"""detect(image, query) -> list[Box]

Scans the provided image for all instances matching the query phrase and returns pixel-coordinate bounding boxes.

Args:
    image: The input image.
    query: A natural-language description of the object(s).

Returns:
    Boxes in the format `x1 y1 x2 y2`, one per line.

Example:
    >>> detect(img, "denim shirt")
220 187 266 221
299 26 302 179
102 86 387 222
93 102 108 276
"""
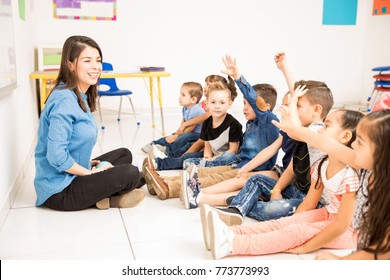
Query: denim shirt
234 76 280 170
34 87 98 206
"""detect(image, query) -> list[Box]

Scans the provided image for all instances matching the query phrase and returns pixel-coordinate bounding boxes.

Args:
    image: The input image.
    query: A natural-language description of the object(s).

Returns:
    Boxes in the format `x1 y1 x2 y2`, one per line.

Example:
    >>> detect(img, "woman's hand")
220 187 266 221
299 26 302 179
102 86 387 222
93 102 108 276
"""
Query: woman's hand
90 162 113 174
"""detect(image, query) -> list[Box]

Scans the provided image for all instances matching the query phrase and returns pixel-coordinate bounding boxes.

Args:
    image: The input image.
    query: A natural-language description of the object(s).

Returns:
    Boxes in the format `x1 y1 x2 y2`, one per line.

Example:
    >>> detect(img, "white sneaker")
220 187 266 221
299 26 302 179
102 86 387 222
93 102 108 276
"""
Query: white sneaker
141 143 152 153
150 144 167 159
200 204 212 250
154 144 167 153
208 210 234 260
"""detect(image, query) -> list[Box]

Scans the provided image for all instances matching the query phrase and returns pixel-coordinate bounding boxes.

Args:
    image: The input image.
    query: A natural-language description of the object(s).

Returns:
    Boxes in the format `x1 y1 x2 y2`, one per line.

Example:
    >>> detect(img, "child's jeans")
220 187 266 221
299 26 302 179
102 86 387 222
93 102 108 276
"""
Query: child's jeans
153 132 200 158
156 151 203 171
230 173 307 221
183 152 241 169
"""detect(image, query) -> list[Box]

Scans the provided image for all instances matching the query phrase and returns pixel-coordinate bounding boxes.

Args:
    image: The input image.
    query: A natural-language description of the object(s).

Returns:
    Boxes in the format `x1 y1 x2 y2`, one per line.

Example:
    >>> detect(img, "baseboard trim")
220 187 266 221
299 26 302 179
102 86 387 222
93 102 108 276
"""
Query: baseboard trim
0 136 37 231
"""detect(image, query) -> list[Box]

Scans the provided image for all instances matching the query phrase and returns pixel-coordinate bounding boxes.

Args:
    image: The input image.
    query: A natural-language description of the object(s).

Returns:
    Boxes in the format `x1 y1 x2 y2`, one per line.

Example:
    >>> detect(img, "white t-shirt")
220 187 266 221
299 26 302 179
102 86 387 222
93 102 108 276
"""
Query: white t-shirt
311 160 360 214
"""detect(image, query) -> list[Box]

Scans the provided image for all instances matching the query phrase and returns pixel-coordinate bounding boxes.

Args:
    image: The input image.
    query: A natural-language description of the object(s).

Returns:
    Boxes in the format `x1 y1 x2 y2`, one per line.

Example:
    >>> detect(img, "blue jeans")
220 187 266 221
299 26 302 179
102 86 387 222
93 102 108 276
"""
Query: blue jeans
230 174 306 221
156 151 203 170
153 132 200 158
183 152 241 169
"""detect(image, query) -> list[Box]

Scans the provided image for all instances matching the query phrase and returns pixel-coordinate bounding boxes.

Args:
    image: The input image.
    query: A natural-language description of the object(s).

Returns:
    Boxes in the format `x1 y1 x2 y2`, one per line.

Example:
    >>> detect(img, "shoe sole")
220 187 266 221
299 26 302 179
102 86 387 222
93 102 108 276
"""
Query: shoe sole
181 169 189 208
200 204 211 250
214 208 243 226
142 157 156 195
208 211 218 260
111 189 145 208
96 198 110 209
146 167 169 200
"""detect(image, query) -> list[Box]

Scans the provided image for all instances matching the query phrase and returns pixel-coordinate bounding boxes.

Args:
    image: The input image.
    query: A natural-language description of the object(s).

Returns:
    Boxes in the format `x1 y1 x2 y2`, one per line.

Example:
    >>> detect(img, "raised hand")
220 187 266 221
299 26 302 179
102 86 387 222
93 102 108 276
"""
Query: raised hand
274 51 286 70
221 54 240 80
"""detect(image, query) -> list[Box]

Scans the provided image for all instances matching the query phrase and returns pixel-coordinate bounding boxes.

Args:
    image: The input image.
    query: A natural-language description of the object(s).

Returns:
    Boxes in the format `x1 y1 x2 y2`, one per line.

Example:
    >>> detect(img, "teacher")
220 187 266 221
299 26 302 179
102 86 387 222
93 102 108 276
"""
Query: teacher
34 35 144 211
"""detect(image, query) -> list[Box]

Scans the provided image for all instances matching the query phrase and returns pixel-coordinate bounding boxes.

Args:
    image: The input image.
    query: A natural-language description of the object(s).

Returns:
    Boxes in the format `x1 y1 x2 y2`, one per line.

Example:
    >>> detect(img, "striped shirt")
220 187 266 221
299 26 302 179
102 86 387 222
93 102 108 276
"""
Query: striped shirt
311 160 360 214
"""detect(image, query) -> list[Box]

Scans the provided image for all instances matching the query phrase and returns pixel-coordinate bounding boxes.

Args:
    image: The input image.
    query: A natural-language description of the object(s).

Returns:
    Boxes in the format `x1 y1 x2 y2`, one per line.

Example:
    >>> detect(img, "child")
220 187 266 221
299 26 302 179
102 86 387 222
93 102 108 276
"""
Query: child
144 81 243 200
201 108 364 259
276 103 390 259
213 81 334 225
141 82 205 158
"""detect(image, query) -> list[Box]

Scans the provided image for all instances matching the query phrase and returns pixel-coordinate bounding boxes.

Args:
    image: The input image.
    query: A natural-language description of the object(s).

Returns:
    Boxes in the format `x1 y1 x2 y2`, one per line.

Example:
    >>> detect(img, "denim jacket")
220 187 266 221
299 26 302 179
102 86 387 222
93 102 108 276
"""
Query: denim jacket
235 75 280 171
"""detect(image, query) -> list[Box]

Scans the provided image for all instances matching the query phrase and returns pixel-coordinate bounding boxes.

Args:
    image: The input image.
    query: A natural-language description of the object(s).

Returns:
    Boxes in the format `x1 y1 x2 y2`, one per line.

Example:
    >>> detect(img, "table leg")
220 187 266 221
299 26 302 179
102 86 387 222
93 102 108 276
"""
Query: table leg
148 77 155 128
40 78 47 112
157 77 165 136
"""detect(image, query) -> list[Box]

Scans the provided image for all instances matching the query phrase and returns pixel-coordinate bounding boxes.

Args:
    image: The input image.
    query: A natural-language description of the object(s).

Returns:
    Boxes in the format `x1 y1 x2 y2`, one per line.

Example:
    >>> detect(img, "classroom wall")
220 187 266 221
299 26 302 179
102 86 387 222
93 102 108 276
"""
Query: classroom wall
31 0 390 111
1 0 390 223
0 0 38 225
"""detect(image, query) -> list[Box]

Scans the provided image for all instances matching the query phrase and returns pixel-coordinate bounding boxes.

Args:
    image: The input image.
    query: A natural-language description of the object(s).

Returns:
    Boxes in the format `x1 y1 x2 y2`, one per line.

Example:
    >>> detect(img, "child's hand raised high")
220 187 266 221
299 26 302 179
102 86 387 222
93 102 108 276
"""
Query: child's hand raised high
272 85 307 140
221 54 240 80
274 51 286 70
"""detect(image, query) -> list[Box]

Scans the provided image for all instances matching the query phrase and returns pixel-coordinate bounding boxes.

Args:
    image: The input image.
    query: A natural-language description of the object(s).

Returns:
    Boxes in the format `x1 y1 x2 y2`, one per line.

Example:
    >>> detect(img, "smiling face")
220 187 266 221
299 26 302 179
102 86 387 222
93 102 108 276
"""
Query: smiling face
207 89 232 119
69 45 102 93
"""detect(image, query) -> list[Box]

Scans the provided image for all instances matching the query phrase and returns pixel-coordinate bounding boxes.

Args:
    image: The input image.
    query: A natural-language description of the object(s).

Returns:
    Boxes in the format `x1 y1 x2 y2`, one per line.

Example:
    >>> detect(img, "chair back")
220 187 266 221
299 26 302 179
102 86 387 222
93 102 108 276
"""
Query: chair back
99 62 119 92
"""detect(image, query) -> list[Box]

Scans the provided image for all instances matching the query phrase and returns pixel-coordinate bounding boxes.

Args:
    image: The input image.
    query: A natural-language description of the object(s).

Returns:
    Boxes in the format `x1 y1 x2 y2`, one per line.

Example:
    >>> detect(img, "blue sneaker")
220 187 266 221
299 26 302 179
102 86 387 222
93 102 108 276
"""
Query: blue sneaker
183 164 200 209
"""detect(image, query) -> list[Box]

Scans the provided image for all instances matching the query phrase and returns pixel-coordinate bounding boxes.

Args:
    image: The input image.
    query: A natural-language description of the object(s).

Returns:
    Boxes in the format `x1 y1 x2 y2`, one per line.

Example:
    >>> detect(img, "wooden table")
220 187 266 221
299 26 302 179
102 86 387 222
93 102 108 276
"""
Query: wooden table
29 70 171 135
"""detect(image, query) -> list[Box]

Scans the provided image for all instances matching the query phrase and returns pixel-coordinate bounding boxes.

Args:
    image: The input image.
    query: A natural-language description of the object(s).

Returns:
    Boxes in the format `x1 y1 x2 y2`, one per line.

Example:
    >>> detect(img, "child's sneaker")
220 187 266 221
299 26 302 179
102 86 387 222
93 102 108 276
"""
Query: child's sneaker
200 204 212 250
183 164 200 209
214 207 243 226
141 143 152 153
149 144 167 159
208 210 234 260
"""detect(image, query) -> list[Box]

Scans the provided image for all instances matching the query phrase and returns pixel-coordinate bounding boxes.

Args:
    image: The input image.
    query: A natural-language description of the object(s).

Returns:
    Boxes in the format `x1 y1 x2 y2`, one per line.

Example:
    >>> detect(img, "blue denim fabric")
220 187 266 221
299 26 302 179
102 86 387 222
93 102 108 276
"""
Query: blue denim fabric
156 151 203 170
152 132 200 158
230 174 306 221
182 152 241 169
234 76 280 171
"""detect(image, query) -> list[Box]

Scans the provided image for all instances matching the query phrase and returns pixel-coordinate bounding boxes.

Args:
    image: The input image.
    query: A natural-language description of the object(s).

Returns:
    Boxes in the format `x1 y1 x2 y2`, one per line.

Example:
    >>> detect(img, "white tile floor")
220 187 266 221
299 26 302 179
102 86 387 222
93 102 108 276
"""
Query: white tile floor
0 107 353 260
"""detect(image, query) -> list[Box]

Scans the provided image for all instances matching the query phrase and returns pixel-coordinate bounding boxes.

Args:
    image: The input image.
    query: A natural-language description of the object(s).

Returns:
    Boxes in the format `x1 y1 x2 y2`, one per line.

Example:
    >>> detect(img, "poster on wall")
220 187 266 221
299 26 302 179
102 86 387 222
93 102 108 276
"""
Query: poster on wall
0 0 16 93
373 0 390 15
53 0 117 21
322 0 358 25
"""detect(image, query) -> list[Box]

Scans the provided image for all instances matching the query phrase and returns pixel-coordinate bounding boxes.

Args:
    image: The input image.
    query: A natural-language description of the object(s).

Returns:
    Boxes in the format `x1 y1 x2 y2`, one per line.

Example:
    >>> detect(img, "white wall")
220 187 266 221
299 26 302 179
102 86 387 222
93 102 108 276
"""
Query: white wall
31 0 390 111
1 0 390 221
0 0 38 224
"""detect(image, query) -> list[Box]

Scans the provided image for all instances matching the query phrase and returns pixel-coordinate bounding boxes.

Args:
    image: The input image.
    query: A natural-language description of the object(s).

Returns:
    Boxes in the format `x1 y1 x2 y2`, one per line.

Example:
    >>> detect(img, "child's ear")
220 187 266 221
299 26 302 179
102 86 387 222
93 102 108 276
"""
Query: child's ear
191 97 198 104
314 104 323 117
341 130 353 144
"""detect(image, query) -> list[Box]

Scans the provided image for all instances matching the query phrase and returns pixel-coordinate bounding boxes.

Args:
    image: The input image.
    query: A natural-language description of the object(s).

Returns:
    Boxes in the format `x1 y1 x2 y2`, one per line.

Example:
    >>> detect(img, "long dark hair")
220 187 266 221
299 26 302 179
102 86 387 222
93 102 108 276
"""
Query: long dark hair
314 109 364 190
48 35 102 112
358 110 390 259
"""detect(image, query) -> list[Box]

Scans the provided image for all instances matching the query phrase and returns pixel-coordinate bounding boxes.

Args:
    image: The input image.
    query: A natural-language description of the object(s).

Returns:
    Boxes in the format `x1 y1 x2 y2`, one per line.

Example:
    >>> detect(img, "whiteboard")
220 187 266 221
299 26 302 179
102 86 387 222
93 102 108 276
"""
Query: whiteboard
0 0 16 93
